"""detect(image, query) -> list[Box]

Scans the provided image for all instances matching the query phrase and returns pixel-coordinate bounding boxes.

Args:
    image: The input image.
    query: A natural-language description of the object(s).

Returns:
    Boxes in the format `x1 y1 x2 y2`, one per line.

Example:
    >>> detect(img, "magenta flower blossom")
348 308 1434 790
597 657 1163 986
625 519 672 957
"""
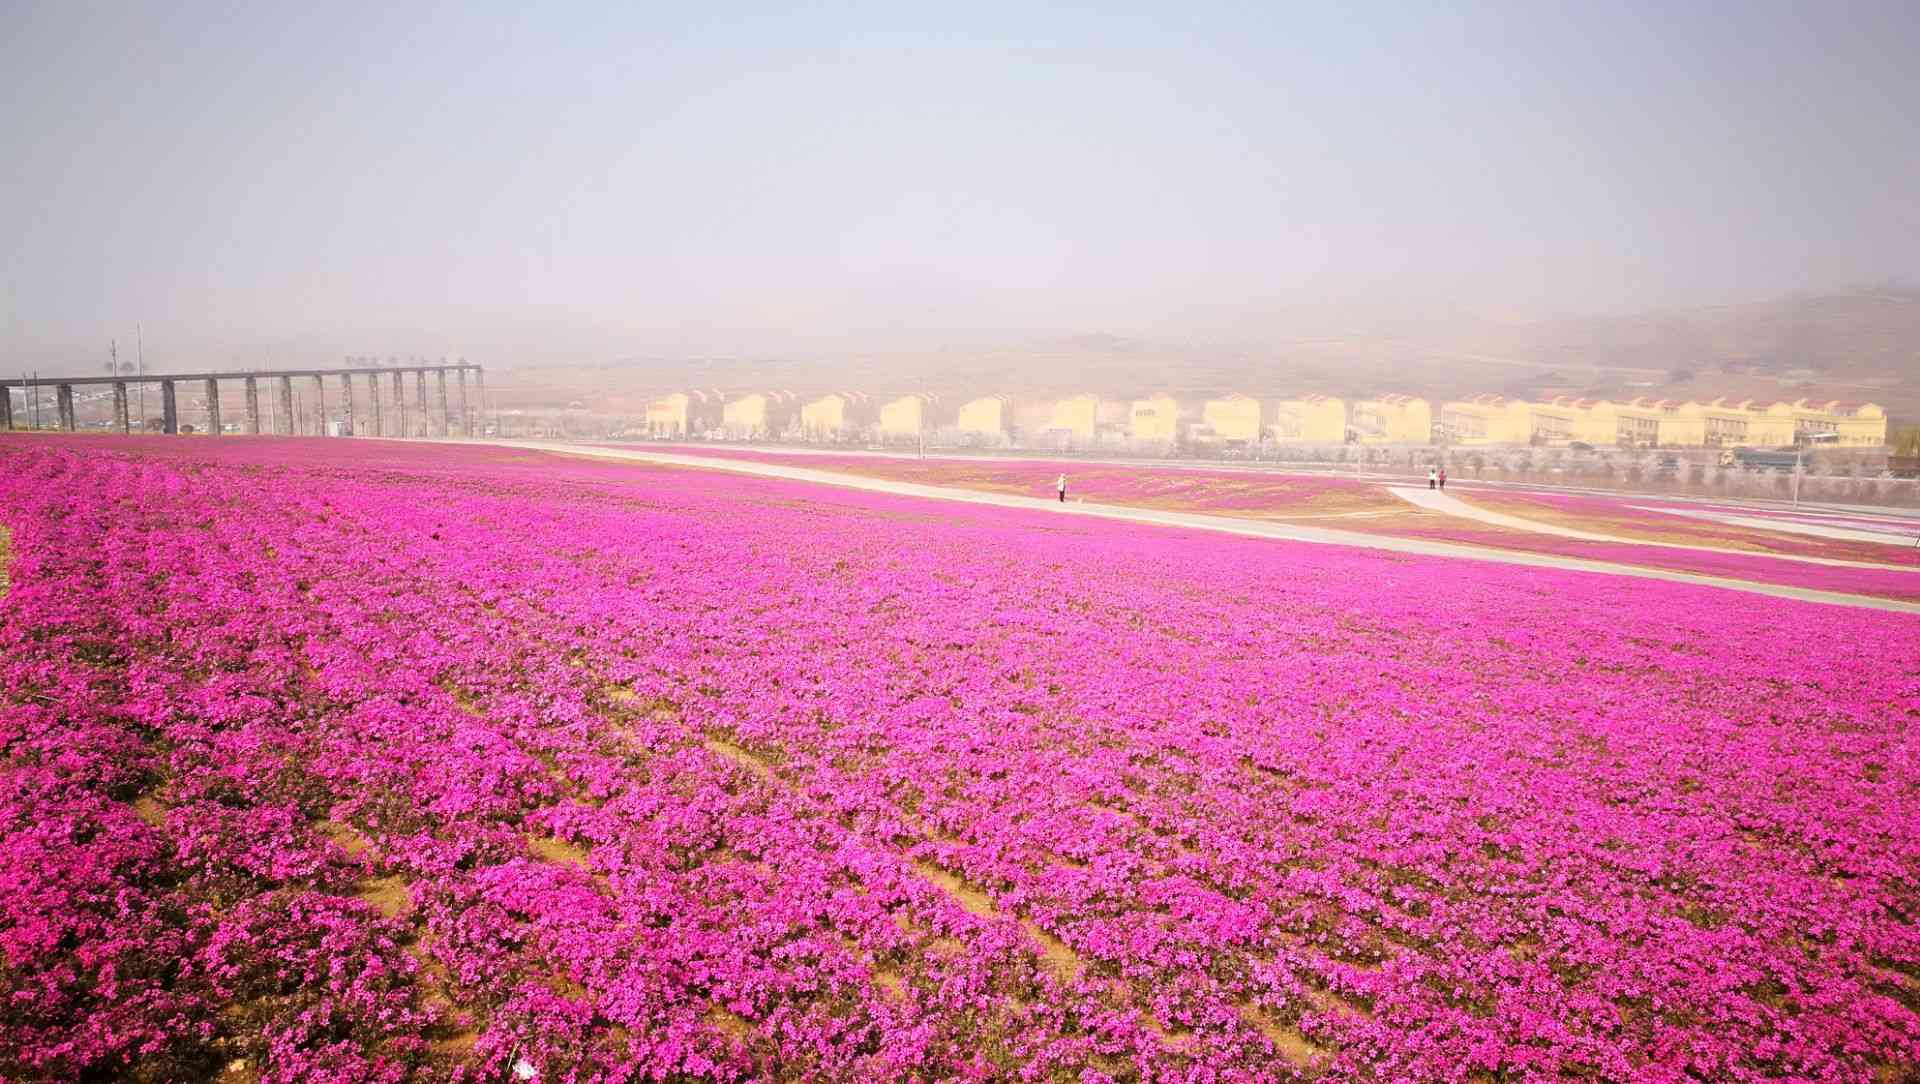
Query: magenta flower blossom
1 434 1915 1083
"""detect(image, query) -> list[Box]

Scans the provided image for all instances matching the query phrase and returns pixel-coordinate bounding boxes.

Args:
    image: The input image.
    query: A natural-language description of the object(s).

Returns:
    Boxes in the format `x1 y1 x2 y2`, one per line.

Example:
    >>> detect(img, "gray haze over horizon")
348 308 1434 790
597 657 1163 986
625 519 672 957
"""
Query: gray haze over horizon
4 1 1918 376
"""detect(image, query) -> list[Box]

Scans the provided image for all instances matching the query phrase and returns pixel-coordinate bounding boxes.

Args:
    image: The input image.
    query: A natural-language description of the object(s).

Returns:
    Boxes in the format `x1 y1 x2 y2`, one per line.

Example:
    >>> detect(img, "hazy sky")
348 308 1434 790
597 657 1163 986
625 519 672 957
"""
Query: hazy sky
3 0 1917 370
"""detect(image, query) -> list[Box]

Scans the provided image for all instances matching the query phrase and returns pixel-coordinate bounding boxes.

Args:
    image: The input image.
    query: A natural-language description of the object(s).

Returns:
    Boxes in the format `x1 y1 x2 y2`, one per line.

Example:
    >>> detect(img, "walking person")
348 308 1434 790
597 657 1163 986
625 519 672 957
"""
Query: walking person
1438 467 1447 490
1428 466 1437 490
1056 473 1067 503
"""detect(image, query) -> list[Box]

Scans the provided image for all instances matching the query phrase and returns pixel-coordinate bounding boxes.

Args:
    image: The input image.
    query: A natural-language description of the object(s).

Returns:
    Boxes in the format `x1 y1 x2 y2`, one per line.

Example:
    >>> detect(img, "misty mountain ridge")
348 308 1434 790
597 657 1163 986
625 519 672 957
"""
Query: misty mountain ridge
547 287 1919 421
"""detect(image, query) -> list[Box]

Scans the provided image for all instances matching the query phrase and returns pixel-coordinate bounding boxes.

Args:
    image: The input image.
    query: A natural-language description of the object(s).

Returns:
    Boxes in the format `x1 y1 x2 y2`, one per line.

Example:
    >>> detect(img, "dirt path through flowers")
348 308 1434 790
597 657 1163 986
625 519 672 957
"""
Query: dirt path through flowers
1390 486 1917 572
1638 504 1920 547
447 440 1920 614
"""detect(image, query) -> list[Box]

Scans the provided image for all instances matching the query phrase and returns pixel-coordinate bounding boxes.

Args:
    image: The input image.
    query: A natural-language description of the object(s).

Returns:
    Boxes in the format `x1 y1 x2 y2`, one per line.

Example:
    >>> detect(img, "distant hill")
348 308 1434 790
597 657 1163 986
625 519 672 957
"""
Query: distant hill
1499 287 1920 377
496 288 1919 427
1473 287 1920 422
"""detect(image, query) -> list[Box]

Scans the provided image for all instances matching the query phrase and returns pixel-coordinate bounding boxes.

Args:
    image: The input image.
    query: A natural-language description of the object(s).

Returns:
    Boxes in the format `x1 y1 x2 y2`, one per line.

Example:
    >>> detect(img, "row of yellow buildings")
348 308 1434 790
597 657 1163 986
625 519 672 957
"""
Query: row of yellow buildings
643 390 1887 448
1435 394 1886 447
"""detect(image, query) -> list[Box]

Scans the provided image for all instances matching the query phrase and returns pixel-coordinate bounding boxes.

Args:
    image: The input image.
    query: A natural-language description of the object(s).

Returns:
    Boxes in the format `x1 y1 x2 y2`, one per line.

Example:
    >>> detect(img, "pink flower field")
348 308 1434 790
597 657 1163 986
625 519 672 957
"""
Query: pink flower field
630 447 1396 515
628 446 1920 602
3 435 1918 1084
1366 522 1920 603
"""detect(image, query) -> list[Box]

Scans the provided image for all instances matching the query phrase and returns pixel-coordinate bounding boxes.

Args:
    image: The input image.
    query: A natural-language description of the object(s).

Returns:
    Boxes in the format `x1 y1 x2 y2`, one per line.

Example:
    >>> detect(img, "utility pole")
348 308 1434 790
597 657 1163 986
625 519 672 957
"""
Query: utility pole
137 324 146 431
1792 447 1803 507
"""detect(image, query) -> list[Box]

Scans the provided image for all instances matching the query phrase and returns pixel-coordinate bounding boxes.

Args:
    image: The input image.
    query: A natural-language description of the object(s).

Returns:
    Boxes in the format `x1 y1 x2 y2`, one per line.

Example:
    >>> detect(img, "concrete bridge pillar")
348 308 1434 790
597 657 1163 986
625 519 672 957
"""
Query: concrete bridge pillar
278 375 294 435
369 373 383 436
244 377 261 434
391 372 406 437
56 384 76 430
341 373 355 436
311 374 325 435
204 379 222 435
113 382 130 434
1 384 13 431
161 381 178 434
415 371 428 436
456 369 471 436
436 370 450 436
475 369 487 435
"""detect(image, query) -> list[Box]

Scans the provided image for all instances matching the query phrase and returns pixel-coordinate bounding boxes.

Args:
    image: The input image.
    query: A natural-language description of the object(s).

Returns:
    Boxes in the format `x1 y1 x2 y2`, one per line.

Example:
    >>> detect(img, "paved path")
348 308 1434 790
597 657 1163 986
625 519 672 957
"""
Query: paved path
1390 485 1619 541
633 440 1920 523
1387 486 1919 573
478 441 1920 614
1637 505 1920 548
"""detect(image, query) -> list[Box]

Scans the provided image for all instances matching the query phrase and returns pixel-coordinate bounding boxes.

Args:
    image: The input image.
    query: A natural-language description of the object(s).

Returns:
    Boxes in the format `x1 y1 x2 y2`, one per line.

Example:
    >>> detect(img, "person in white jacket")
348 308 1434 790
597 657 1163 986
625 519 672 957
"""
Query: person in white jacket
1056 474 1067 502
1427 467 1438 490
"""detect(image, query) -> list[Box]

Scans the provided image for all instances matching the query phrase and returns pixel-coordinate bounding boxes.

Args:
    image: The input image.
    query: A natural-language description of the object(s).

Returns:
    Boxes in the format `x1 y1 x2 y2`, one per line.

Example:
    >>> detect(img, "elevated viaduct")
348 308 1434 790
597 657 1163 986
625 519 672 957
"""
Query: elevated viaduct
2 363 485 437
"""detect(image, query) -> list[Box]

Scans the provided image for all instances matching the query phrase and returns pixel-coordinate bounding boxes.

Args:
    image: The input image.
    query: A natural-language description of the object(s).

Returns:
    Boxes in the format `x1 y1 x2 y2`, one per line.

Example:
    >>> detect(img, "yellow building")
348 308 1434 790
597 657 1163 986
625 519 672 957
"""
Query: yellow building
1641 396 1885 448
1268 395 1346 443
1615 400 1663 446
879 395 931 439
722 393 770 439
1526 398 1577 445
1695 397 1813 447
1608 402 1651 446
1200 393 1264 443
645 392 690 437
1608 399 1706 447
1655 400 1706 447
1520 397 1689 448
1439 395 1532 444
798 393 869 438
1700 398 1759 446
1748 401 1799 447
1045 394 1101 444
1789 399 1887 446
955 395 1011 440
1530 398 1618 445
799 394 849 437
1128 395 1181 442
1350 395 1432 444
1825 401 1887 446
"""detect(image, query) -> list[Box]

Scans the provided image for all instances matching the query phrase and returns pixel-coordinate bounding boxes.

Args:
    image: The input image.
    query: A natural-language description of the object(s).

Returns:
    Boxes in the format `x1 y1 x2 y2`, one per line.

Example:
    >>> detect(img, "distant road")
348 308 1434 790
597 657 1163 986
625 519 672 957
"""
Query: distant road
460 439 1920 614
